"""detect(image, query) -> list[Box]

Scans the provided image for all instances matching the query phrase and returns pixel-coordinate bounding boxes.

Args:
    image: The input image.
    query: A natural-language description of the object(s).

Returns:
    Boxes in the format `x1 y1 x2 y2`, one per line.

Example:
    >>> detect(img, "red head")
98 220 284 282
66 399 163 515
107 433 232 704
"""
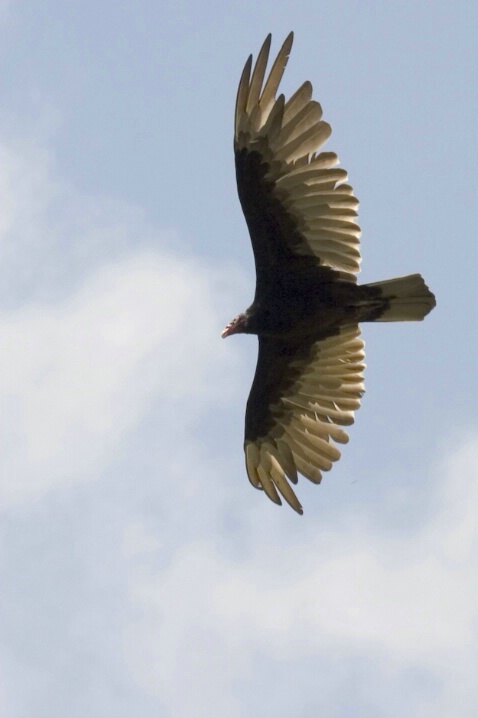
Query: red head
221 313 248 338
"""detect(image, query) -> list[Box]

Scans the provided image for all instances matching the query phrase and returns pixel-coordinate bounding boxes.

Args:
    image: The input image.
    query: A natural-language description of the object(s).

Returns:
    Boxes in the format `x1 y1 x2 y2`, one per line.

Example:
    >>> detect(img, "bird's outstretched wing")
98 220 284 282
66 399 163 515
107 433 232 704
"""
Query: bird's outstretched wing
244 324 365 514
235 32 361 286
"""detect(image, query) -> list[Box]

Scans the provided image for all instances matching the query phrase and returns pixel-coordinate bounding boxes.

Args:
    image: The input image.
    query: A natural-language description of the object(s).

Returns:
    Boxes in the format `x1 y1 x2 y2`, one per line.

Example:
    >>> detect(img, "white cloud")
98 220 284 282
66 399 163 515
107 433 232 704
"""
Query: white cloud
123 435 478 717
0 250 240 507
0 135 243 508
0 141 54 252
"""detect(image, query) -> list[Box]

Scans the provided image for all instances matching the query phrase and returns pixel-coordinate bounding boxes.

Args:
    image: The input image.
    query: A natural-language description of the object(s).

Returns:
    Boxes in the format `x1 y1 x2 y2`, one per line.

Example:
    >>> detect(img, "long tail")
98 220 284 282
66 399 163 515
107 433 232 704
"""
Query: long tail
365 274 436 322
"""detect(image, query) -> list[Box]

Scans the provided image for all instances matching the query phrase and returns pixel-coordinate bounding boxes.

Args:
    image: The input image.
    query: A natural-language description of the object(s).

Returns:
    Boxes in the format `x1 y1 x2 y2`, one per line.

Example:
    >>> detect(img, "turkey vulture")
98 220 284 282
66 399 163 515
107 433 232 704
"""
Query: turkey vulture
222 33 435 514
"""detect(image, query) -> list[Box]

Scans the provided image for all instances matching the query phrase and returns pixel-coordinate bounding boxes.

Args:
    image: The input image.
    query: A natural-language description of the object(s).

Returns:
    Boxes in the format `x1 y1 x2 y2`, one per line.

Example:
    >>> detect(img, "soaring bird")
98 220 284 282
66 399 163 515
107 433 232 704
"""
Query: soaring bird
222 33 435 514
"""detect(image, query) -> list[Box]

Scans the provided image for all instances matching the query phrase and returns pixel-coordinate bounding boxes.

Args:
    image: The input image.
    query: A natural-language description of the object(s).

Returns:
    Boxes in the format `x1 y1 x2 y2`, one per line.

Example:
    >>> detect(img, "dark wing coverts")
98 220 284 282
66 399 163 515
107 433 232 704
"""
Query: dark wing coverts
235 33 362 284
235 33 365 514
245 327 365 514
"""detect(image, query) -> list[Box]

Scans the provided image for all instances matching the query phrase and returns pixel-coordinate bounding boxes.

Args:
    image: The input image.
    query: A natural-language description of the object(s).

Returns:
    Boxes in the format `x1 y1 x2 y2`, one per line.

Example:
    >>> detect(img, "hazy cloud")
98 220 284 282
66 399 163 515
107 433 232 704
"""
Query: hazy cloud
123 435 478 717
0 137 242 507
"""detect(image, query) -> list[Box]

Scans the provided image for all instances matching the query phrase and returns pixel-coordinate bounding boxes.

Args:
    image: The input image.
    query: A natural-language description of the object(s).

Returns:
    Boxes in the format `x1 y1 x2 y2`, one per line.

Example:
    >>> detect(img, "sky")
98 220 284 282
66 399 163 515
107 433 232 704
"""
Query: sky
1 1 477 716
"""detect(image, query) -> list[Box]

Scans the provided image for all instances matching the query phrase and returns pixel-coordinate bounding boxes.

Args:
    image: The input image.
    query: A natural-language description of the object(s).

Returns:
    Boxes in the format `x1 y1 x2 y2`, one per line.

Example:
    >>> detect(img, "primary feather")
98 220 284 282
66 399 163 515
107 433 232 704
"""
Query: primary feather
224 33 436 514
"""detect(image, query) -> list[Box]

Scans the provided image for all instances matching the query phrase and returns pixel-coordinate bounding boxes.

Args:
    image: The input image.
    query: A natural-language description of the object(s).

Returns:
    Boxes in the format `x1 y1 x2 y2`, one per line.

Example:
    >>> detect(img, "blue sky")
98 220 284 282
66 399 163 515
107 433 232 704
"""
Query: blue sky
1 1 477 716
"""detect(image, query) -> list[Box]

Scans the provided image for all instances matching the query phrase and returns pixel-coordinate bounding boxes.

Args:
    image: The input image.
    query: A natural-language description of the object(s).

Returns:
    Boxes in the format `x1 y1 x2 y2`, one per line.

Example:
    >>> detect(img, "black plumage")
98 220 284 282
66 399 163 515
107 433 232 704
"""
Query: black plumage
222 33 435 514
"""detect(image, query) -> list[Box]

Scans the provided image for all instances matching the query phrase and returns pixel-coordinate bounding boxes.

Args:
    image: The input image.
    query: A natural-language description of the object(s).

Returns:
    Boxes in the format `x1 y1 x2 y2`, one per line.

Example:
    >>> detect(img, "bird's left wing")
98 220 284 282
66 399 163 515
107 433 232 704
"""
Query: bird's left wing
244 324 365 514
235 33 361 285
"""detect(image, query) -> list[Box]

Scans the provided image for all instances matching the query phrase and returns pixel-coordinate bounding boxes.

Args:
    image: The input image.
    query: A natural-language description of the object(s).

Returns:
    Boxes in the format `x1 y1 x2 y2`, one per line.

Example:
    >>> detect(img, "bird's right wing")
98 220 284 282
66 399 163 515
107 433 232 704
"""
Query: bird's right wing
235 33 361 287
244 324 365 514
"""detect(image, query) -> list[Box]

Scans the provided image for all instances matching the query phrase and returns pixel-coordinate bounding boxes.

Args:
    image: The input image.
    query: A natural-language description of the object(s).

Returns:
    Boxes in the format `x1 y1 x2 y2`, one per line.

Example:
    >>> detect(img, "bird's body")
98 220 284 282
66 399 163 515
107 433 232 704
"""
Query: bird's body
241 272 389 338
223 33 435 514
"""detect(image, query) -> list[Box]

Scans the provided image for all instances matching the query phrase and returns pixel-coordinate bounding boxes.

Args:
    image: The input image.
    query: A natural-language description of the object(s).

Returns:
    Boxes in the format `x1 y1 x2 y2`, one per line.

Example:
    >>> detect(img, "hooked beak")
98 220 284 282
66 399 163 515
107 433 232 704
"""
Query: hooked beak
221 320 242 338
221 324 234 338
222 314 245 338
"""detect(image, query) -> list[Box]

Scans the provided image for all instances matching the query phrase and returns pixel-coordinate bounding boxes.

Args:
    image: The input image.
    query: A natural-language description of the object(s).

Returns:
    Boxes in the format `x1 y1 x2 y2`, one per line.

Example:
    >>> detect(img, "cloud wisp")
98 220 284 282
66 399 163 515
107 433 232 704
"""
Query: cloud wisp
0 136 242 508
124 435 478 717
